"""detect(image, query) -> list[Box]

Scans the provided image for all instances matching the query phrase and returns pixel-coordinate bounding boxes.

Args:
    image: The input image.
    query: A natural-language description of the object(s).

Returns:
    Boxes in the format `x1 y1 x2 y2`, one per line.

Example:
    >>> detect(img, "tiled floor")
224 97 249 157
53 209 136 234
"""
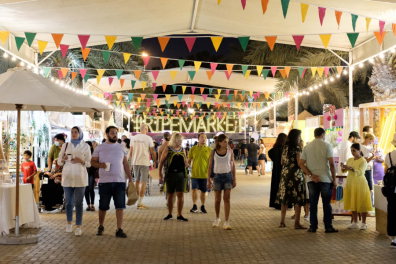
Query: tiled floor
1 167 395 263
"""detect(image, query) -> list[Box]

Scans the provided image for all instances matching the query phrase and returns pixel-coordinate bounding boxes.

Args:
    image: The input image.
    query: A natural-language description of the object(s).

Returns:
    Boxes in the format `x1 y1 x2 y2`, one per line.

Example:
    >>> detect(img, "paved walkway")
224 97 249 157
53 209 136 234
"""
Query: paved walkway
1 168 394 264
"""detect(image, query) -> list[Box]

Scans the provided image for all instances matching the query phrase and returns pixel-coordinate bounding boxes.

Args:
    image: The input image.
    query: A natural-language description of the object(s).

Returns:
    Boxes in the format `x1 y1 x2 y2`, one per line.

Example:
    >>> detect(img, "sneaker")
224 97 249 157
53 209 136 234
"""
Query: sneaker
360 223 368 230
75 228 82 236
200 205 207 214
137 204 148 210
212 218 221 227
66 224 72 233
96 225 104 236
304 214 310 221
223 221 232 230
390 242 396 248
348 223 360 229
163 214 173 220
190 204 198 213
177 215 188 222
115 228 127 238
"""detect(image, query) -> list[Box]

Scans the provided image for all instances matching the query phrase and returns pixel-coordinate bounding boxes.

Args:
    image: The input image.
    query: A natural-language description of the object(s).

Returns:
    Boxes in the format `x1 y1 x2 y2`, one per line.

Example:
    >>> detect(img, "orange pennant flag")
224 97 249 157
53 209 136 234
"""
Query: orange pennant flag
374 31 386 46
206 71 213 80
200 88 205 94
141 94 146 100
317 68 324 77
226 64 234 74
156 99 160 107
265 36 277 51
190 95 195 101
81 48 91 61
335 11 342 29
239 94 244 100
284 67 291 77
336 67 343 75
177 103 181 109
60 68 69 79
134 70 141 80
160 57 168 69
71 72 77 82
393 24 396 36
162 84 167 92
234 90 238 97
51 33 64 49
158 37 170 52
120 79 125 88
279 69 286 79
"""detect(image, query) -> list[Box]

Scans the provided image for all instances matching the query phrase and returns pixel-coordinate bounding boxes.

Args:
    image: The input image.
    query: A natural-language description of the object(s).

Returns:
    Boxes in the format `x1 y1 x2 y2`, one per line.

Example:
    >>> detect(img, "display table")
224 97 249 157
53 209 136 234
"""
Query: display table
374 184 387 235
0 184 41 235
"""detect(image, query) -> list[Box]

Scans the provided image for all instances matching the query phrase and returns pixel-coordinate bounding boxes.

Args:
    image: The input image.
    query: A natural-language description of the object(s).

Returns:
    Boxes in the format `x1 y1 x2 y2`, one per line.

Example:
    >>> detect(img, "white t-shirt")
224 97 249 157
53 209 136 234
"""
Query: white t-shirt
385 150 396 168
361 144 373 170
130 134 154 166
339 140 352 164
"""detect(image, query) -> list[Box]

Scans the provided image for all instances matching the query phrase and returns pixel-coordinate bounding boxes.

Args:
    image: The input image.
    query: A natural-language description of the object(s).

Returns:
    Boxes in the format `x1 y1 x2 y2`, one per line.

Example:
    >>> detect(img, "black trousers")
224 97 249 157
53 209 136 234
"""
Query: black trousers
387 193 396 237
85 174 95 205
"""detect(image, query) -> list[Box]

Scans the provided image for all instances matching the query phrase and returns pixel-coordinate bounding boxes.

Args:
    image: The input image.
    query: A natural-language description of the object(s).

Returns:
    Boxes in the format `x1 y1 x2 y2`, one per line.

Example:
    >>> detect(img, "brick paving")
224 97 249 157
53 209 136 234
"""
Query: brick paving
0 168 395 263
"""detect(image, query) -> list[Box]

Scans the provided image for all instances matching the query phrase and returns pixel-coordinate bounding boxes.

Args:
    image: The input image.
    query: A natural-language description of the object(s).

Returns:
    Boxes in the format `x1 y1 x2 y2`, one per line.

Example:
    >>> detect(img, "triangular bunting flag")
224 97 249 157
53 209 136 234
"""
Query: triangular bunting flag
319 34 331 49
115 70 123 80
102 50 111 64
351 14 358 32
97 69 105 83
265 36 277 51
123 53 131 64
108 78 114 86
200 87 205 94
284 67 291 77
178 59 185 70
281 0 290 18
141 82 147 91
169 71 177 80
191 87 196 94
79 69 87 79
172 85 177 93
379 21 385 36
81 48 91 61
160 57 168 69
194 61 202 72
301 3 309 22
120 79 125 88
165 94 171 101
51 34 63 49
152 71 159 81
317 68 324 77
131 37 143 50
337 67 343 75
162 84 167 92
42 67 51 77
347 33 359 48
184 37 196 52
37 40 48 55
335 11 342 29
271 66 277 77
188 71 196 80
84 74 90 83
211 37 223 52
60 68 69 79
324 67 330 77
374 31 386 46
158 37 170 52
24 32 36 47
206 71 213 81
143 56 150 67
78 35 90 50
134 70 142 80
318 7 326 26
245 70 251 79
131 80 136 89
177 95 183 101
241 65 248 76
311 67 317 77
215 95 220 101
261 0 269 14
210 63 218 74
292 35 304 50
279 69 286 79
15 37 25 51
366 18 372 32
105 36 117 50
140 94 146 100
58 70 63 80
256 66 263 76
262 69 269 79
60 44 69 58
238 37 250 52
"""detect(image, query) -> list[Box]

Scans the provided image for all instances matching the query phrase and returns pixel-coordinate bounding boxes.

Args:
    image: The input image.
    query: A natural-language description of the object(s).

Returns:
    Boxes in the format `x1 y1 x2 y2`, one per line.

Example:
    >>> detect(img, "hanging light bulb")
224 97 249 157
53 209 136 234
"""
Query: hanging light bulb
307 92 310 95
39 69 44 74
319 84 322 87
336 74 340 78
380 53 385 58
324 80 328 84
343 70 348 75
392 48 396 53
20 61 25 66
314 85 318 89
330 77 334 82
351 66 355 71
55 80 59 84
359 63 364 68
28 65 32 69
11 57 16 61
309 87 313 91
3 52 8 58
369 58 374 63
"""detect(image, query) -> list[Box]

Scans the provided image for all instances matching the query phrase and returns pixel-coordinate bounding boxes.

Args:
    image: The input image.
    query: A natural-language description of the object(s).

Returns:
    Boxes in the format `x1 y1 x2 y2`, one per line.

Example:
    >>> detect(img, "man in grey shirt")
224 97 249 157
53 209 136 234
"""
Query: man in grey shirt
245 138 261 176
299 127 338 233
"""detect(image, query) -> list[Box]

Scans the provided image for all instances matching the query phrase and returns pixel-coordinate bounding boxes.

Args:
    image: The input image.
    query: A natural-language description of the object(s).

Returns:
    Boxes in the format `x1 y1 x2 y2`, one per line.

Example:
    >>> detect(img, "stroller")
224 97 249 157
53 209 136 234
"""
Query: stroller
38 171 65 213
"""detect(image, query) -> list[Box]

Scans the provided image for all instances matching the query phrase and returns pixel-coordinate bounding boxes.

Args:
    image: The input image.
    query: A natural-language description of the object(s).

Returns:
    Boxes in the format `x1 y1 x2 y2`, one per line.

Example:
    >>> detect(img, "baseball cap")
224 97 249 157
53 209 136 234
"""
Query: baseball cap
349 131 360 139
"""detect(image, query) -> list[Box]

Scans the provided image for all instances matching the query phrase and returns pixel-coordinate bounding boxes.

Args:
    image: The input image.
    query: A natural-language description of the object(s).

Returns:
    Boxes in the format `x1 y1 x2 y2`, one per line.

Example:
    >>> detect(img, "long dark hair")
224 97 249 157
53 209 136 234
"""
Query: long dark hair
351 143 363 157
273 133 287 148
215 134 229 150
286 129 302 156
86 141 94 154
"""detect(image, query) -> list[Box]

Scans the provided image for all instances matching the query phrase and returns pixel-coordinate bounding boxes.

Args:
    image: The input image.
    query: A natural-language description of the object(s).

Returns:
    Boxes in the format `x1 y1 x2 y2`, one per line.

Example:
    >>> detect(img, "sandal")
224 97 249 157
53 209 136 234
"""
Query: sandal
86 207 91 211
279 223 286 228
294 224 308 230
325 228 339 233
90 206 95 211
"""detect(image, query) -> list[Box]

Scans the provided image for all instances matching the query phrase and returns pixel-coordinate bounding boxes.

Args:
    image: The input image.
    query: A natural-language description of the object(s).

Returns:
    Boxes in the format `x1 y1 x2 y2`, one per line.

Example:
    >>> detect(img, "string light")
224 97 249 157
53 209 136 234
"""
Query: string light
11 57 16 61
3 53 8 58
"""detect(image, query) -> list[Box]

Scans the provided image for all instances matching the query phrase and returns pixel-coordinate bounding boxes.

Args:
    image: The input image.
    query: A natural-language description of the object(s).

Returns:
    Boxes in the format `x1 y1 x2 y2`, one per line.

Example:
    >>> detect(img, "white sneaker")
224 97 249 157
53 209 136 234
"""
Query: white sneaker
75 228 82 236
348 223 360 229
360 223 368 230
66 224 72 233
223 221 232 230
212 218 221 227
304 214 310 221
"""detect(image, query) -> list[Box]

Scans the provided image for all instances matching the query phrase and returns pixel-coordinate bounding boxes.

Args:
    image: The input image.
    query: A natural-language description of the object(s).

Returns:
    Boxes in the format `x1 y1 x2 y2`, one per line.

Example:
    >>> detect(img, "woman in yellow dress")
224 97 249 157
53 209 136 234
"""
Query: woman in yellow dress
341 143 373 230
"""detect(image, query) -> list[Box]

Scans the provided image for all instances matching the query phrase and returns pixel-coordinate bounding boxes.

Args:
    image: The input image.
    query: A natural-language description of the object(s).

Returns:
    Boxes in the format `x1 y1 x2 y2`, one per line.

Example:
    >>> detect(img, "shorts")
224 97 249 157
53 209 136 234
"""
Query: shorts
241 154 246 160
99 182 126 211
258 154 266 161
166 172 185 193
191 178 208 192
213 172 233 191
133 165 150 182
247 157 258 167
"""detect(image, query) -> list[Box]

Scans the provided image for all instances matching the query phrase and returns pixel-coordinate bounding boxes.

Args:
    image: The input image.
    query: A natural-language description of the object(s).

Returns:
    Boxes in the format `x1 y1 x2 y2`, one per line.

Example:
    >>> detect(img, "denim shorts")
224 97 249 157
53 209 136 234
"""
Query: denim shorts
99 182 126 211
191 178 208 192
213 172 233 191
247 157 258 167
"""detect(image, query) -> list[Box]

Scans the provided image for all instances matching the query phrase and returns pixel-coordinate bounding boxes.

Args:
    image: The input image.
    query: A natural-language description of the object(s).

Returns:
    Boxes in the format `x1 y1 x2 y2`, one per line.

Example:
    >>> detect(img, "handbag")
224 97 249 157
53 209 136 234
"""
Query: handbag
126 181 139 206
210 150 215 178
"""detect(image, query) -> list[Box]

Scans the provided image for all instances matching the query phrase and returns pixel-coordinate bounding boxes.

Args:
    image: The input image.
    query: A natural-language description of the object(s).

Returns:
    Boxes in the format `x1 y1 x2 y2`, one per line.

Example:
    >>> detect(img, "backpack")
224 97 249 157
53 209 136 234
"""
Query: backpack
382 153 396 197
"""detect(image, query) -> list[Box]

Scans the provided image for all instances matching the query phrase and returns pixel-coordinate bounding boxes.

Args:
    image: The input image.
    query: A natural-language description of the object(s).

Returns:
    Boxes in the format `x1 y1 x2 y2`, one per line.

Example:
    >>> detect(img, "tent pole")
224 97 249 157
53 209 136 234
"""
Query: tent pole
82 62 86 134
273 100 277 137
295 77 299 128
349 51 354 132
15 104 22 237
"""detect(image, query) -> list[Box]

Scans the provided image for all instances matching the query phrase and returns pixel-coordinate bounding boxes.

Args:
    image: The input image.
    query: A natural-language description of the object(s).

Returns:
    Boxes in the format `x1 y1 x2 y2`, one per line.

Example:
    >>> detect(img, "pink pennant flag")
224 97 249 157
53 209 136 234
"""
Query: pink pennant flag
257 91 260 97
225 71 232 80
253 94 257 100
301 68 307 79
79 69 87 79
271 66 277 77
226 89 230 96
227 103 230 108
245 103 248 108
202 95 208 101
78 35 90 50
191 87 196 94
143 56 150 67
241 0 246 10
108 94 113 100
104 92 109 99
164 117 167 120
210 63 218 74
318 7 326 26
176 110 179 115
173 114 175 117
58 70 63 79
292 35 305 50
184 37 196 52
152 71 159 80
147 98 151 105
215 103 218 108
146 102 150 107
379 21 385 36
152 83 157 90
108 77 114 86
60 44 69 58
182 101 186 107
285 92 289 98
324 67 330 77
153 94 158 100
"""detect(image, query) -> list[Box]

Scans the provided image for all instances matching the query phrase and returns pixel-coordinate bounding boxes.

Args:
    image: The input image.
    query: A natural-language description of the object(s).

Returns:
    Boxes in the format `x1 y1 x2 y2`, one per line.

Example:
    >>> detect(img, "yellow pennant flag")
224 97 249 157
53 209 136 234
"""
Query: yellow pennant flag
215 95 220 101
182 86 187 94
207 103 210 108
217 89 222 95
165 94 171 101
0 31 10 44
141 81 146 91
123 53 131 64
137 98 141 103
121 103 125 109
116 93 122 100
194 61 202 72
249 91 253 97
311 67 317 77
116 101 120 107
105 36 117 50
173 101 177 107
96 69 105 84
284 67 291 77
317 68 324 77
256 66 263 76
211 37 223 52
169 71 177 80
245 70 251 79
96 76 102 84
237 103 241 108
98 93 103 99
300 3 309 23
366 18 372 32
319 34 331 49
37 40 48 55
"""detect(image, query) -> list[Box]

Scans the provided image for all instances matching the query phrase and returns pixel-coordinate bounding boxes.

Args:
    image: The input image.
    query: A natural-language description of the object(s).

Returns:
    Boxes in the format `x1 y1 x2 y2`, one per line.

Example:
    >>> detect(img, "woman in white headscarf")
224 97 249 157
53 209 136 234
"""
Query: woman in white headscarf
58 126 91 236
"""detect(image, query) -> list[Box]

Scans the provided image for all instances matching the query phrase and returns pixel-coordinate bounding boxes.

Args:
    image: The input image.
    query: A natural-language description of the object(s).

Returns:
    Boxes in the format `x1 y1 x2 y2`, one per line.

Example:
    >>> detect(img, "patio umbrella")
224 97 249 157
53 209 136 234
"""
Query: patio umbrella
0 67 111 242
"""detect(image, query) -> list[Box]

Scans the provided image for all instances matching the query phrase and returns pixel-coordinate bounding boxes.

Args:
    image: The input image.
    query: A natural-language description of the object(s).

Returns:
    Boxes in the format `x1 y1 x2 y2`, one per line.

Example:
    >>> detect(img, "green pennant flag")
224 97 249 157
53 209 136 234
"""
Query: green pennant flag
128 93 134 102
188 71 196 80
24 32 36 47
177 95 183 101
241 65 248 76
102 51 111 64
262 69 270 80
42 67 51 77
172 85 177 93
150 116 153 119
351 14 358 32
84 74 90 83
238 37 250 52
178 59 185 70
271 92 275 99
347 33 359 48
131 80 136 88
281 0 290 18
248 103 251 108
166 103 170 109
231 103 234 108
228 95 233 101
115 70 123 80
241 91 246 97
15 37 25 51
205 116 209 120
88 92 92 97
131 37 143 50
298 67 305 78
209 88 213 95
199 102 202 108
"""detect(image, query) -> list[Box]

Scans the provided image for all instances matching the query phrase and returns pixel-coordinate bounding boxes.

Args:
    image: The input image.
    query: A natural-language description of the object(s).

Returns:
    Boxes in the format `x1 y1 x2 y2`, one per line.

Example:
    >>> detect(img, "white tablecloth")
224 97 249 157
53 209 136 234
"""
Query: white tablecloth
0 184 41 235
374 184 387 213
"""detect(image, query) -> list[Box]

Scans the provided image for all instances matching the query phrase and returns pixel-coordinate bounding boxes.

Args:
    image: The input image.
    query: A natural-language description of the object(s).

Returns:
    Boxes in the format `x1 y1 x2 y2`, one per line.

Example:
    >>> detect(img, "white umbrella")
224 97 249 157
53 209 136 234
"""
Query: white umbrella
0 67 111 243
